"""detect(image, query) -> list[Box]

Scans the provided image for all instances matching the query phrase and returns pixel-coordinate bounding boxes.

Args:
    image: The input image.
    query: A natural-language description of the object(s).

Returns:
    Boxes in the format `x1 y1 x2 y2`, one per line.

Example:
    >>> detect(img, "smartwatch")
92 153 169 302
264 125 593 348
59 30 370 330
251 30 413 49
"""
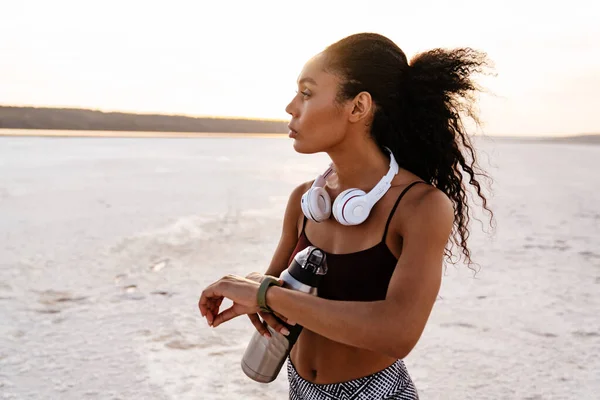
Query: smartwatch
257 276 282 313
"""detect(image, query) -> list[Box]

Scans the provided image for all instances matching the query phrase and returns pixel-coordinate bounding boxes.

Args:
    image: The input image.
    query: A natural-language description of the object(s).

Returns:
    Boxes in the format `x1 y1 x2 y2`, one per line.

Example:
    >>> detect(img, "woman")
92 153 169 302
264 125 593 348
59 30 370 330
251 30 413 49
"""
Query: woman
199 33 493 399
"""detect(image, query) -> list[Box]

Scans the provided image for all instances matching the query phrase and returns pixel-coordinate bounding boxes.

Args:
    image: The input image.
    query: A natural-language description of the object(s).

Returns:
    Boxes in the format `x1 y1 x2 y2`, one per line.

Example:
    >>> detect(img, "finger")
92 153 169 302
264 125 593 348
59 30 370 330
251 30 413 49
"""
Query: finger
267 311 296 327
204 297 223 326
270 311 296 326
248 314 271 338
205 300 219 326
199 298 215 321
199 281 227 324
213 305 242 327
259 312 290 337
198 294 207 317
199 285 219 318
210 297 224 315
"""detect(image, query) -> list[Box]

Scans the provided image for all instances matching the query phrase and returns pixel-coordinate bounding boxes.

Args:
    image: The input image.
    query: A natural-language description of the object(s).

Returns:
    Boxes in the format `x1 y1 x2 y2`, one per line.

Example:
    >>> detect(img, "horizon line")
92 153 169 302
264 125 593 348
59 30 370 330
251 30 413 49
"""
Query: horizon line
0 103 289 123
1 104 599 138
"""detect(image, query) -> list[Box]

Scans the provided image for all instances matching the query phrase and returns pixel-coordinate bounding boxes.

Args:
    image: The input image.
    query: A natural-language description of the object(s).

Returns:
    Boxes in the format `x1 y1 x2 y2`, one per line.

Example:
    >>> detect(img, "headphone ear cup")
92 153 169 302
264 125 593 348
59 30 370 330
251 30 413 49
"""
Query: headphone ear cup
332 188 368 226
302 187 331 222
300 190 313 221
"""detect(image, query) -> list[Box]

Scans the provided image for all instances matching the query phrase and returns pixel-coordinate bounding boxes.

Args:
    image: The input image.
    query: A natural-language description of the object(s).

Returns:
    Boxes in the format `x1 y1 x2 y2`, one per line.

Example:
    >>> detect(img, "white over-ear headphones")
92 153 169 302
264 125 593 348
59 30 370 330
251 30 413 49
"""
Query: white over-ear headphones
300 148 399 226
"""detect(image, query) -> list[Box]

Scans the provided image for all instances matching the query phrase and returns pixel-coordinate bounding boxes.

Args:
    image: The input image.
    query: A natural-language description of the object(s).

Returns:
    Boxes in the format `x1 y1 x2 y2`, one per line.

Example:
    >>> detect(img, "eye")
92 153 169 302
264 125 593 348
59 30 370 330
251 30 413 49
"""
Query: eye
296 90 311 99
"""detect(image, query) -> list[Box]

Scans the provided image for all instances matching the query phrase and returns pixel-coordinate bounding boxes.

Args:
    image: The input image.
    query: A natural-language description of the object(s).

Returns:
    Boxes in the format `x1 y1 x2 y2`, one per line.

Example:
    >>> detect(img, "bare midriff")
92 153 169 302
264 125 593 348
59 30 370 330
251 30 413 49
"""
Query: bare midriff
289 329 397 384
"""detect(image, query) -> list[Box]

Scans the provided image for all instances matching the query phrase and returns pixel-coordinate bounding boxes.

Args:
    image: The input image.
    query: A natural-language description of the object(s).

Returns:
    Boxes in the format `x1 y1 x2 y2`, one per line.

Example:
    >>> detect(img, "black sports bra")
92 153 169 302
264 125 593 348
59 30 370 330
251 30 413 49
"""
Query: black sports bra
288 181 426 301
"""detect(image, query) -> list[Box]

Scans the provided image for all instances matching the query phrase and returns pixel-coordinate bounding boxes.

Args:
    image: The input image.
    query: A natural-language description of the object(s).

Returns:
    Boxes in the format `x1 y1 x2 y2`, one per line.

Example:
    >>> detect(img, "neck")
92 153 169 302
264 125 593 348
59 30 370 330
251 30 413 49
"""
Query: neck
326 139 391 192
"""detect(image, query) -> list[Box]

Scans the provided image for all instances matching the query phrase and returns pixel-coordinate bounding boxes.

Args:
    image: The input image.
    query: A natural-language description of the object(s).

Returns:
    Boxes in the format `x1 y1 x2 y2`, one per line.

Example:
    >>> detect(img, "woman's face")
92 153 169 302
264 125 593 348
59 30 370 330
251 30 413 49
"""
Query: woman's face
285 54 351 154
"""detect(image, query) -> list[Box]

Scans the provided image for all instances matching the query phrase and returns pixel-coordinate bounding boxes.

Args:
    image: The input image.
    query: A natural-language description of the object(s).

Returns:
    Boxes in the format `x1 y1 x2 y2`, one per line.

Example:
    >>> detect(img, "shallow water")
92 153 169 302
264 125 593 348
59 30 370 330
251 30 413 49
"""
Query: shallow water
0 134 598 399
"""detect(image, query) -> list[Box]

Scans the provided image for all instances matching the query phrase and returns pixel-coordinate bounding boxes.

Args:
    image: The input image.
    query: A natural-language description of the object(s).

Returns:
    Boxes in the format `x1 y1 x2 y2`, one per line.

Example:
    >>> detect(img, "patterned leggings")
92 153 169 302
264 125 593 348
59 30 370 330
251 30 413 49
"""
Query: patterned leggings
287 357 419 399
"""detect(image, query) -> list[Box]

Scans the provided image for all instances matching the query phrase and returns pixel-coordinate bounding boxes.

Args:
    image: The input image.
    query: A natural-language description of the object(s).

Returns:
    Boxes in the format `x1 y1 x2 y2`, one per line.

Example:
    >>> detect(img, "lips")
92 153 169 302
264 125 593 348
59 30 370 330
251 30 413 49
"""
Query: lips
287 124 298 138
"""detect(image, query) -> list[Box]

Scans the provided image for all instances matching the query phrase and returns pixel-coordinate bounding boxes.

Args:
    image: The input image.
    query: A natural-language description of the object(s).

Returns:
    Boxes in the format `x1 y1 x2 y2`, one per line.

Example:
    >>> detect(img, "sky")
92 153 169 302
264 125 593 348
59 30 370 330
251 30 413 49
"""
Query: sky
1 0 599 136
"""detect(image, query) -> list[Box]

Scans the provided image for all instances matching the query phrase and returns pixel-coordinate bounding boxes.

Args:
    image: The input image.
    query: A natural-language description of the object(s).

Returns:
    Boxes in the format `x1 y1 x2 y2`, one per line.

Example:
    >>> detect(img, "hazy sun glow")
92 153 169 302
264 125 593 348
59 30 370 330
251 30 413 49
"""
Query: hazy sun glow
1 0 599 136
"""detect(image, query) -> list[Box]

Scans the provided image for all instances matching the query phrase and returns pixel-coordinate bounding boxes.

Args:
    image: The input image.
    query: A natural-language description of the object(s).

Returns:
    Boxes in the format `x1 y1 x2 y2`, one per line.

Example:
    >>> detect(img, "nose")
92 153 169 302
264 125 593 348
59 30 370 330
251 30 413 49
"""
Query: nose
285 97 297 118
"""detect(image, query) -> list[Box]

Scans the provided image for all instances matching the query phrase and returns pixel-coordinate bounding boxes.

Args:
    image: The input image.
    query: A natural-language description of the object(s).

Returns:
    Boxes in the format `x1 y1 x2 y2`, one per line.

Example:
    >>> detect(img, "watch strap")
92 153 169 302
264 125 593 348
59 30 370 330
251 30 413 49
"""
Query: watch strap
257 276 282 313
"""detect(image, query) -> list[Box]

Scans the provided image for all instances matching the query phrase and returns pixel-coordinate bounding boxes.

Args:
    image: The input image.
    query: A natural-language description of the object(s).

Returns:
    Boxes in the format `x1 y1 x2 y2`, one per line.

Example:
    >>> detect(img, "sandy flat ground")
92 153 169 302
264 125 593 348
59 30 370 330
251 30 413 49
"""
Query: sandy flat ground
0 134 599 399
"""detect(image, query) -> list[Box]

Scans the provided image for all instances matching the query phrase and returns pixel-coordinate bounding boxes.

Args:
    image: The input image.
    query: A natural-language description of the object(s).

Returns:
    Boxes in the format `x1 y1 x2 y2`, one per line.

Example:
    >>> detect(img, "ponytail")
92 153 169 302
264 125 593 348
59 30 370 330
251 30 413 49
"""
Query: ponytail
323 34 494 268
398 48 494 266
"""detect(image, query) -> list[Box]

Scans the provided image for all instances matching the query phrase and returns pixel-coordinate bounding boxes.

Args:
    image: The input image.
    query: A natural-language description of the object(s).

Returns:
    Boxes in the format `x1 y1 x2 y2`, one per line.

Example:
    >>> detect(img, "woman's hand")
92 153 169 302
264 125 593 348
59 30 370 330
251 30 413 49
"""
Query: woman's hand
199 274 262 328
244 272 295 338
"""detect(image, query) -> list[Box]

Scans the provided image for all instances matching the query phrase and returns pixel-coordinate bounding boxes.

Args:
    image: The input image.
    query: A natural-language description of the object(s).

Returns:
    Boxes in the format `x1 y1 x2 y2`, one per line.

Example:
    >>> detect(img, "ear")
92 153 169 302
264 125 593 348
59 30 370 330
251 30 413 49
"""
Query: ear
348 91 373 123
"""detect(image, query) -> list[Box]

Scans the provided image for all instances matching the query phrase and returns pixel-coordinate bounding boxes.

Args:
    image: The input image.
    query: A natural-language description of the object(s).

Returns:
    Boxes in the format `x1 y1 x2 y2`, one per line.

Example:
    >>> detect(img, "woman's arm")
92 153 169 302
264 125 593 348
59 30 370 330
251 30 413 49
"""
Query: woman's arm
246 181 311 337
264 188 453 359
201 187 453 359
263 182 310 277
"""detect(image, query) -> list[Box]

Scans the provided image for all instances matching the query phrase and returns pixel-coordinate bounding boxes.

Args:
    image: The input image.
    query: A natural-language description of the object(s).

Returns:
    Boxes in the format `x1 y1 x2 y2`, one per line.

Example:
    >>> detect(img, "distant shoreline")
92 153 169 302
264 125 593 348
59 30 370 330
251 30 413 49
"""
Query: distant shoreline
483 134 600 145
0 106 288 133
0 129 287 139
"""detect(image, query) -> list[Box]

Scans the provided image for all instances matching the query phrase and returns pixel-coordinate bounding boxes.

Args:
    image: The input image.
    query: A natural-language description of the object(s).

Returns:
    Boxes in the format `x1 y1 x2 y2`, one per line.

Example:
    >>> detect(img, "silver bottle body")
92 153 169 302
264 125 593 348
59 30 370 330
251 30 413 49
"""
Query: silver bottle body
241 270 316 383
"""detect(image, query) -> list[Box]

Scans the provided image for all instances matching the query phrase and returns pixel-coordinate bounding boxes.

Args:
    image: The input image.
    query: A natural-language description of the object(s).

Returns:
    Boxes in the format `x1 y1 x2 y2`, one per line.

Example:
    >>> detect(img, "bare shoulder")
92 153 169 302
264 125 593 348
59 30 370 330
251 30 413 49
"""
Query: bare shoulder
283 180 314 235
395 183 454 235
264 180 313 276
286 181 313 215
290 180 314 201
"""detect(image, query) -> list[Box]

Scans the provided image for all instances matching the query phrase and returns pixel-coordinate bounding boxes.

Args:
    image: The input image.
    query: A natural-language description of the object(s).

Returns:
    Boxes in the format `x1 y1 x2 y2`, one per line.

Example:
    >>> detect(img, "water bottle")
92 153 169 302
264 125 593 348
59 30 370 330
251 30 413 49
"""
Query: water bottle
241 246 328 383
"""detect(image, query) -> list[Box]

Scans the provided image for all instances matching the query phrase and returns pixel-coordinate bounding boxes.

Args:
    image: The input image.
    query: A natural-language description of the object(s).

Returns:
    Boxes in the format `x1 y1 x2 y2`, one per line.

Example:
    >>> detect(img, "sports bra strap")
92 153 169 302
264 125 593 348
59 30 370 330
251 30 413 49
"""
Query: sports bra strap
301 215 308 235
382 181 427 242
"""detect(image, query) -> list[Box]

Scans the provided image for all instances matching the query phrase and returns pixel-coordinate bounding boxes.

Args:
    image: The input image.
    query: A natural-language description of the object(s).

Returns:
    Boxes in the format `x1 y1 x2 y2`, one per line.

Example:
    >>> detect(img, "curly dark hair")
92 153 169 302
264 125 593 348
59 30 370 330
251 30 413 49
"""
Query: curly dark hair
322 33 494 268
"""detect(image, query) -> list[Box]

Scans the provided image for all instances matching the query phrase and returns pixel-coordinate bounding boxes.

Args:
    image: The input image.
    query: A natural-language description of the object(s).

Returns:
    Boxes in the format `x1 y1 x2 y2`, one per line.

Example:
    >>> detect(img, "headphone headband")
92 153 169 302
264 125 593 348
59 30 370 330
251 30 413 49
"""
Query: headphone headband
312 163 334 188
302 147 399 225
363 147 398 205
